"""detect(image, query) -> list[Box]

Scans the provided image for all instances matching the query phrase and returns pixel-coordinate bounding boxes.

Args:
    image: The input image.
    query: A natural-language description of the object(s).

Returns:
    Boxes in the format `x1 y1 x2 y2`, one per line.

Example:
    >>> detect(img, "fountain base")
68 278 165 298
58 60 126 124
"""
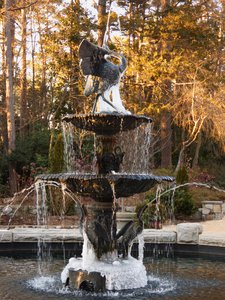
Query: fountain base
61 256 148 291
69 269 106 292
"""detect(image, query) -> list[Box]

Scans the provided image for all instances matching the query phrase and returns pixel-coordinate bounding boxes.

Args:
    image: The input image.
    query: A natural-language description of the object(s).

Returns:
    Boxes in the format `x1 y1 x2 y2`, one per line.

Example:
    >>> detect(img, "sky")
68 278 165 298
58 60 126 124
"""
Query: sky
80 0 125 43
80 0 124 16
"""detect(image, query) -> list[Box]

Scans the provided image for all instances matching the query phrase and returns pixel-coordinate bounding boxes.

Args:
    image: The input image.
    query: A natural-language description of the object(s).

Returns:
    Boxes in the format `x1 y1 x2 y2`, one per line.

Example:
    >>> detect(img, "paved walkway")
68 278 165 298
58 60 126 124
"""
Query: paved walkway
164 218 225 233
164 218 225 247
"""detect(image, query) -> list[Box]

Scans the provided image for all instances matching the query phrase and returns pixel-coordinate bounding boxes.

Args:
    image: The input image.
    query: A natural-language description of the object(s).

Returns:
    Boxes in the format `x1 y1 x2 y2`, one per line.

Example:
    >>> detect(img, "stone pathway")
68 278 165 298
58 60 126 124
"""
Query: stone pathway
165 218 225 233
164 217 225 247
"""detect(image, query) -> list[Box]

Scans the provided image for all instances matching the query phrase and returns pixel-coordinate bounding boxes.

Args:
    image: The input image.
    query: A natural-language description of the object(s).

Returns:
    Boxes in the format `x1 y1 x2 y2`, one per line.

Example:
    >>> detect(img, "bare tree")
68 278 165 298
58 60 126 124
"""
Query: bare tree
97 0 107 46
0 16 8 154
5 0 17 194
19 0 27 137
160 0 172 168
173 79 207 173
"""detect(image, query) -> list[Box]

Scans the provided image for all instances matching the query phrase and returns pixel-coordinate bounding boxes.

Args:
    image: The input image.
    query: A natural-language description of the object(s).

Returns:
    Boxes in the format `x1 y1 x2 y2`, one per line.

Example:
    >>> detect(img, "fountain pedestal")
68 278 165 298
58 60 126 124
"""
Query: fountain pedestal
95 135 124 174
83 200 117 258
69 269 106 292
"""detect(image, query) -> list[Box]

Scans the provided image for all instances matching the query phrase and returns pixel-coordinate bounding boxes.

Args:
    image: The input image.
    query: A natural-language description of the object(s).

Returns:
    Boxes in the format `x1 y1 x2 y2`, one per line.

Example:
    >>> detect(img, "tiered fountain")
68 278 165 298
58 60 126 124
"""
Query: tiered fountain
36 40 173 292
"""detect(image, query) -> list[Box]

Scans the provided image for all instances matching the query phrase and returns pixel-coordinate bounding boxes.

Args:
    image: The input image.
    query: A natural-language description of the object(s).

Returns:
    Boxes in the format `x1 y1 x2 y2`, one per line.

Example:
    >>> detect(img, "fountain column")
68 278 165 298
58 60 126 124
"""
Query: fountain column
83 200 117 258
76 132 124 259
95 135 124 174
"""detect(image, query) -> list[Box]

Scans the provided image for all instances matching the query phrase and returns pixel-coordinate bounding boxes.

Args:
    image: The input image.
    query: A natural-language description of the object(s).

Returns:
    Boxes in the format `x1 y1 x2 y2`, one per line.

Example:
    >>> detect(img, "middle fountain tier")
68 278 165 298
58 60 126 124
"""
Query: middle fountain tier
36 112 174 291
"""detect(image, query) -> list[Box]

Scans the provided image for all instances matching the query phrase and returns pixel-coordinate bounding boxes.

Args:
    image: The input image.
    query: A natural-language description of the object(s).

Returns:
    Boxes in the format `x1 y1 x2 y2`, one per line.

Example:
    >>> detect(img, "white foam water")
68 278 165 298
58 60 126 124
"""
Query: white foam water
61 231 147 290
147 274 176 294
27 275 57 292
25 257 176 297
61 255 147 291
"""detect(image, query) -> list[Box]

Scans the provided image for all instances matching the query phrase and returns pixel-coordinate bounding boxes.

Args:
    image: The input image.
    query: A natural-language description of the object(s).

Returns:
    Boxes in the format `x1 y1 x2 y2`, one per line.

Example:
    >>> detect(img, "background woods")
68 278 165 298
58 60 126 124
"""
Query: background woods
0 0 225 196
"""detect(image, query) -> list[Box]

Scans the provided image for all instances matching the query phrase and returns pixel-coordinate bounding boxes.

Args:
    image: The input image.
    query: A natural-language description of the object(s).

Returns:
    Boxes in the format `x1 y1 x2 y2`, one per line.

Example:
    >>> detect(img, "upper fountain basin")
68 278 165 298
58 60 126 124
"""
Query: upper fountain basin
62 113 152 135
36 173 174 201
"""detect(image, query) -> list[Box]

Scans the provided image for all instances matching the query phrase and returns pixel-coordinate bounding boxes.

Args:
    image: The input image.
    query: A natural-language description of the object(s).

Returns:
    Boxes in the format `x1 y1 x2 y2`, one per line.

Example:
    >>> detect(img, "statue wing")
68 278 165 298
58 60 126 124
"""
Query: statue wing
116 220 133 240
78 39 109 76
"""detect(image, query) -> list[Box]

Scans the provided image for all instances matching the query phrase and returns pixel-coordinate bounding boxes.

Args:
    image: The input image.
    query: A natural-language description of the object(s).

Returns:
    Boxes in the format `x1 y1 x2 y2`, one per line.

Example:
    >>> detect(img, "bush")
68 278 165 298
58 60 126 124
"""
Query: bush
0 124 50 194
136 193 168 228
10 124 50 172
173 188 195 217
141 185 196 226
176 166 189 184
49 132 64 173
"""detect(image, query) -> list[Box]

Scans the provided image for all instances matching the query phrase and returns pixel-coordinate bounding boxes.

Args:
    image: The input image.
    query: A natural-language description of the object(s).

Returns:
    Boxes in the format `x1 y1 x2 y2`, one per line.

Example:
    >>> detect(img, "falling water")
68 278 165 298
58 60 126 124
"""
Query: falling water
0 185 36 230
60 183 67 227
118 123 152 174
130 126 141 173
142 122 152 172
62 121 76 172
34 179 84 275
168 184 176 224
35 180 48 227
154 184 162 229
110 181 118 248
138 234 145 261
128 122 152 173
0 185 36 242
35 180 49 275
62 120 95 173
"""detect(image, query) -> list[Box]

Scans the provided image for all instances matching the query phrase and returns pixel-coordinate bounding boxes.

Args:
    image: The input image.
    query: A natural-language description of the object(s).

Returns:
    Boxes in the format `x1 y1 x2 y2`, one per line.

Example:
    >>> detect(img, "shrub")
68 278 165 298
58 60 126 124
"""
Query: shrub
136 194 168 228
176 165 189 184
49 132 64 173
173 188 195 217
141 185 196 226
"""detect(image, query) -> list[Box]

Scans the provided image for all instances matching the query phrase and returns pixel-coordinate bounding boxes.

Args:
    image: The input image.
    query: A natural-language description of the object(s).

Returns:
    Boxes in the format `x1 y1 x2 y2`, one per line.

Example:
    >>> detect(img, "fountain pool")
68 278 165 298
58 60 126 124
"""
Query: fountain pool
1 256 225 300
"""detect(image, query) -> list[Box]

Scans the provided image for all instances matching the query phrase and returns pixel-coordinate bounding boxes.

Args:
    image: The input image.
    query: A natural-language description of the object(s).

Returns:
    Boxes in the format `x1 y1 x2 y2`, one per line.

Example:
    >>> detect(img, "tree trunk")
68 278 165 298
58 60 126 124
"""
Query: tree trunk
69 0 79 112
20 1 28 137
97 0 107 47
175 128 186 174
160 109 172 168
30 14 36 115
160 0 172 169
39 22 47 122
175 146 185 174
192 132 202 168
128 2 132 49
0 17 8 154
5 0 17 194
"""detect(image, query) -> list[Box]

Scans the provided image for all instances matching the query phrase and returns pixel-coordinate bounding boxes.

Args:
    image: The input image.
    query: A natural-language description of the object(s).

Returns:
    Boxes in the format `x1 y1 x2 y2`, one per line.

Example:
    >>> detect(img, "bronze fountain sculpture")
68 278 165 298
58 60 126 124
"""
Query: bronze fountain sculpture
36 39 173 292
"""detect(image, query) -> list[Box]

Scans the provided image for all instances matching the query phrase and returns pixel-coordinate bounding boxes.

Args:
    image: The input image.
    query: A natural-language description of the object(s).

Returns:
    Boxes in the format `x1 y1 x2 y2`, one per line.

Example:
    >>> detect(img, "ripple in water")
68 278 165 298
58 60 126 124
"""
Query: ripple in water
2 257 225 300
26 273 176 299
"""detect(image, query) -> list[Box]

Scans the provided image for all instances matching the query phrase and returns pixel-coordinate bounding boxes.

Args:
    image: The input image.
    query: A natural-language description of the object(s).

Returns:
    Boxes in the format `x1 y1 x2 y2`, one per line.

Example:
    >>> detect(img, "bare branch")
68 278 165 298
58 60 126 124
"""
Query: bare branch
1 0 38 15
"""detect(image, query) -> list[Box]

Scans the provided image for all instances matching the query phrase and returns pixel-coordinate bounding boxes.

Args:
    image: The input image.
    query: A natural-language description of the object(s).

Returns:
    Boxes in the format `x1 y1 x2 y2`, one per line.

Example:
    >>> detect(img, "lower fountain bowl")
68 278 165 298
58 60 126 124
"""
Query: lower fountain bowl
36 173 174 201
69 269 106 292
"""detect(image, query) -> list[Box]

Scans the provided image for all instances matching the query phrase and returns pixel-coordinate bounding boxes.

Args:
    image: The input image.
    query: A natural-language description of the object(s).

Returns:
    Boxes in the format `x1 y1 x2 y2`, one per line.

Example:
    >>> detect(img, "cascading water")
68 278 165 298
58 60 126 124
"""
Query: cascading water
117 122 152 174
62 121 76 172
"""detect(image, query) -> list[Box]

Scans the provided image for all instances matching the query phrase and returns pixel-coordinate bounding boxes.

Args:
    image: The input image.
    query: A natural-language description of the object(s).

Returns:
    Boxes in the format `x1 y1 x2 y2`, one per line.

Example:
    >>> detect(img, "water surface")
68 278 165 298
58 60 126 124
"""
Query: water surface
0 256 225 300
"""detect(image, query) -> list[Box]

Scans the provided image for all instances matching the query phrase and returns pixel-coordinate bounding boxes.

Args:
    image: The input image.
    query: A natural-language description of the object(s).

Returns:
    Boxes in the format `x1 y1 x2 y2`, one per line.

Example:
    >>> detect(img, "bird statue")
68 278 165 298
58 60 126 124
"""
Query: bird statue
116 204 148 258
80 204 112 258
78 39 129 114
